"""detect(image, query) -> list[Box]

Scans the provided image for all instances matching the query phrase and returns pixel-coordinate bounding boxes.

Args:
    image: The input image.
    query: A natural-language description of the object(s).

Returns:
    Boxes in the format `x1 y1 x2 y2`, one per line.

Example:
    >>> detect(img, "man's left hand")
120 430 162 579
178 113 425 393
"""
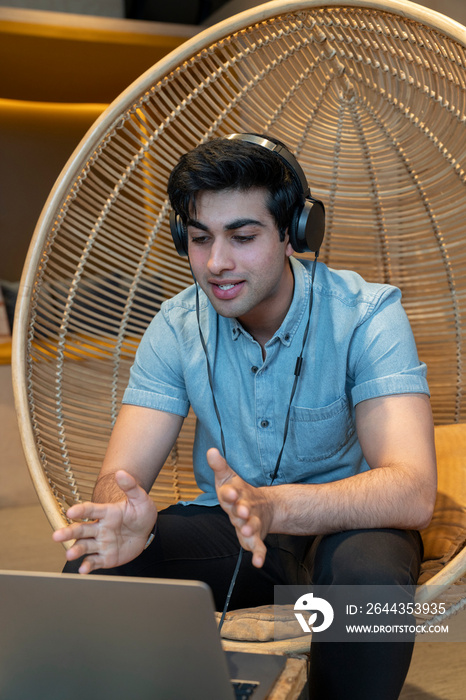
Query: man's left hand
206 448 272 568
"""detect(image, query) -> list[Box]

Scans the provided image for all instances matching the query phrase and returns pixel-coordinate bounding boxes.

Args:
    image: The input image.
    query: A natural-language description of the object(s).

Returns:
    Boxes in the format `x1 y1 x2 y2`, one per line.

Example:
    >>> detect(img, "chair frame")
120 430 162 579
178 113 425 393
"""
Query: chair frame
12 2 466 642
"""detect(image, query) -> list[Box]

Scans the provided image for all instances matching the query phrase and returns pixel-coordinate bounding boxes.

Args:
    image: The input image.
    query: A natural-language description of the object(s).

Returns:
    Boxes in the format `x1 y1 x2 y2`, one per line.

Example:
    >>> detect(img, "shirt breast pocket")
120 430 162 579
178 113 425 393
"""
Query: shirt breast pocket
288 395 355 464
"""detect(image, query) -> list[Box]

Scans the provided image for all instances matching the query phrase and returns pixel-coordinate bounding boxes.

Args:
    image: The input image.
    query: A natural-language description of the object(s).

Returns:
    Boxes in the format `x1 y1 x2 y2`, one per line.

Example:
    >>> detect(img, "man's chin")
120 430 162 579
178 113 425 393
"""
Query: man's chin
209 299 241 318
205 293 251 319
197 286 241 317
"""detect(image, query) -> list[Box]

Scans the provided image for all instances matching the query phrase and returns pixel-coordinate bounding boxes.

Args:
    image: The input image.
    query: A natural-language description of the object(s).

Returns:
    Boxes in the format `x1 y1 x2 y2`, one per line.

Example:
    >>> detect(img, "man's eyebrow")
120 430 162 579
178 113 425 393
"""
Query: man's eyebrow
224 218 264 231
186 218 265 231
186 218 208 231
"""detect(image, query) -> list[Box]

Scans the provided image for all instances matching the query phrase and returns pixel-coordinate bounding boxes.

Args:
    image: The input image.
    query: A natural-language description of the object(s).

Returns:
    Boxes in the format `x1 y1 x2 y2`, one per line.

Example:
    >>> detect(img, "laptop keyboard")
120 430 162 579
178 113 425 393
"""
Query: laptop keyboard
232 680 259 699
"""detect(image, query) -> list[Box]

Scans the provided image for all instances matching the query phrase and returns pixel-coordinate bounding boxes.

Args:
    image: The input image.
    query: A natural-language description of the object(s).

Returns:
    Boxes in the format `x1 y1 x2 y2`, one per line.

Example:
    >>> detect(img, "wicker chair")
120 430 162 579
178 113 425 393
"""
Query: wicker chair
12 0 466 652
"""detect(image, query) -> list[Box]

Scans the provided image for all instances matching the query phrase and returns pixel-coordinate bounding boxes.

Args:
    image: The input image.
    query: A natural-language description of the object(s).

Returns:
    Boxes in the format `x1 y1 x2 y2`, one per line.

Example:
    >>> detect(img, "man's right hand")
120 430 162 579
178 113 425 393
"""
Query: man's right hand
52 470 158 574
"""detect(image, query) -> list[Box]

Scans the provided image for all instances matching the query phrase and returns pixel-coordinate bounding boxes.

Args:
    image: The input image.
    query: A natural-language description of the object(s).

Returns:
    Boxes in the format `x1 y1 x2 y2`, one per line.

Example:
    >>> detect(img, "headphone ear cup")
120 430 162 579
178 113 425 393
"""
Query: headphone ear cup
287 205 301 252
169 210 189 257
292 198 325 254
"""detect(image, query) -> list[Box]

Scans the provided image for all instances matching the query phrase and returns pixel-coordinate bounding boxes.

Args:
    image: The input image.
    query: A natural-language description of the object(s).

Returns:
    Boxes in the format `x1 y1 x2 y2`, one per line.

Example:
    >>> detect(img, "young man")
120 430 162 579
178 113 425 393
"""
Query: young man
54 135 437 699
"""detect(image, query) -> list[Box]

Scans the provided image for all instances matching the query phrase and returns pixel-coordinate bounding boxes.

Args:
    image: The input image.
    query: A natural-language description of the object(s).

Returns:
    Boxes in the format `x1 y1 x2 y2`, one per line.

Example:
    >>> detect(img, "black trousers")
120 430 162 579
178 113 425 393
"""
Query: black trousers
64 504 423 700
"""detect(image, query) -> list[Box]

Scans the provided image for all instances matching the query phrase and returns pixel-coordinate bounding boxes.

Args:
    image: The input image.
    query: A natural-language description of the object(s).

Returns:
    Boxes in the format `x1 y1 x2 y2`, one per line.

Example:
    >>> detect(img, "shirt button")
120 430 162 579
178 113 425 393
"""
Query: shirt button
284 333 290 341
251 366 259 373
260 420 269 428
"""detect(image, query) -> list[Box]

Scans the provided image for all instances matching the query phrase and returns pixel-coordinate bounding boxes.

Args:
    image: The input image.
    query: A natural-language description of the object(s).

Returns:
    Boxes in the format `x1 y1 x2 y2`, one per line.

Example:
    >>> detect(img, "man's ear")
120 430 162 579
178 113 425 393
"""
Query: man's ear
284 230 294 257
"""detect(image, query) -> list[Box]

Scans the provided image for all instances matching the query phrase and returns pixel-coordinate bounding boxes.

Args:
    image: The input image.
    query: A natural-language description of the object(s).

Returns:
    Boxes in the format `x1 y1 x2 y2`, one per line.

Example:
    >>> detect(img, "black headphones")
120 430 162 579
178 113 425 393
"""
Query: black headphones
169 133 325 256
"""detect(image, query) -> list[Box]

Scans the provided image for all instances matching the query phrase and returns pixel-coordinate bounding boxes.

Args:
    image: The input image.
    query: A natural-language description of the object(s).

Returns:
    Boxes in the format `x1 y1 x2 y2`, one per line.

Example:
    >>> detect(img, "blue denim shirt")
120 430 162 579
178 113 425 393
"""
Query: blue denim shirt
123 257 429 505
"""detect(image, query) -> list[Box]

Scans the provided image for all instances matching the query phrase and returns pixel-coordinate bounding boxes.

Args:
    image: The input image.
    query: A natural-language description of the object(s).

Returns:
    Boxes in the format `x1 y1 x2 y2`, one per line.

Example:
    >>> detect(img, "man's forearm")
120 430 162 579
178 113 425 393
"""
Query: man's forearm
91 405 183 504
264 463 436 536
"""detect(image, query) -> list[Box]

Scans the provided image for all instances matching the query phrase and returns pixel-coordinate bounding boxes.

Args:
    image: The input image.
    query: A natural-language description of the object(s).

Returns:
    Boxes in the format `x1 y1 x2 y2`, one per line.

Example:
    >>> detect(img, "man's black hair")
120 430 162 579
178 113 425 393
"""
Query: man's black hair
167 136 303 240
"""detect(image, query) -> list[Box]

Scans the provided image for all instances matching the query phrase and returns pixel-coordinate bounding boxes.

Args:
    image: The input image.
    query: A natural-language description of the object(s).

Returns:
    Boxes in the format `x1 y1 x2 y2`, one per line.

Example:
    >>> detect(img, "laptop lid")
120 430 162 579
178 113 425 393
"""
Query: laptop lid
0 570 286 700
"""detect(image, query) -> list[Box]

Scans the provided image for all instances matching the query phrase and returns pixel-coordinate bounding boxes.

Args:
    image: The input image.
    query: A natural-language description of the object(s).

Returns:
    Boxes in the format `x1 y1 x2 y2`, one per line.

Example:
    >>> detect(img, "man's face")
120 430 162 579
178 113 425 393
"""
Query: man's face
187 188 294 336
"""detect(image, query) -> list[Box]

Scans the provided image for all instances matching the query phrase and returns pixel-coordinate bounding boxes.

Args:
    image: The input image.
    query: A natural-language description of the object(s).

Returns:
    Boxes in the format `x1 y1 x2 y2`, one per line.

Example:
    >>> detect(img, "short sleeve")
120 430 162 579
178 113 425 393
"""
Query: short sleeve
122 308 190 417
349 287 429 406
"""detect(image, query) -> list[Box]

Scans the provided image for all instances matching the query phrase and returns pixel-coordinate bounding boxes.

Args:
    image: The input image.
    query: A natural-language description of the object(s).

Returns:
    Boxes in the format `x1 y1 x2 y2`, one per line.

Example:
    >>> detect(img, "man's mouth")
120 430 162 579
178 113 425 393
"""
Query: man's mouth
210 280 245 300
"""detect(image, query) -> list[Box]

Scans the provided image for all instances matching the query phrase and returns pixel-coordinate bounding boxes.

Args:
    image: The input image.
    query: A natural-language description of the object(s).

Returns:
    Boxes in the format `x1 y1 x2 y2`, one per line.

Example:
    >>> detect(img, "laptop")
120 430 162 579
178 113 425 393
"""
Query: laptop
0 570 287 699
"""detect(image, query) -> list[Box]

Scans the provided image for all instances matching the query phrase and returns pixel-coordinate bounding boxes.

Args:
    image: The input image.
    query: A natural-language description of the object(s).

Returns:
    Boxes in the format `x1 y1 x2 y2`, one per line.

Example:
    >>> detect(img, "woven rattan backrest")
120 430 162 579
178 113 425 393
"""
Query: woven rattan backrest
13 1 466 530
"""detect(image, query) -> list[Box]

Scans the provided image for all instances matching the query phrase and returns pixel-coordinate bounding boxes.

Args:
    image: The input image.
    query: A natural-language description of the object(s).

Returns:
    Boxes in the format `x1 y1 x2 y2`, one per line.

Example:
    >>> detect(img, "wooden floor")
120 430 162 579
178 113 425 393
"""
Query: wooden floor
1 365 464 698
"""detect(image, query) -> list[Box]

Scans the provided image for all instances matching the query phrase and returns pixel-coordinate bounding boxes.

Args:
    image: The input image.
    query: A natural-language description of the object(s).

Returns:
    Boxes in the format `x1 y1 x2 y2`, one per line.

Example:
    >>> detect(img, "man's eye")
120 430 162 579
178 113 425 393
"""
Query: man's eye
190 235 208 244
235 235 256 243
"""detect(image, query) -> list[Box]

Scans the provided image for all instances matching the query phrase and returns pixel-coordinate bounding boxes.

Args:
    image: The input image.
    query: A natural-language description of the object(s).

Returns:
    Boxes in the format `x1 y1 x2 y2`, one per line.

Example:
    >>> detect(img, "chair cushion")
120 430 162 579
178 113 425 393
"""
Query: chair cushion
216 605 303 642
419 423 466 582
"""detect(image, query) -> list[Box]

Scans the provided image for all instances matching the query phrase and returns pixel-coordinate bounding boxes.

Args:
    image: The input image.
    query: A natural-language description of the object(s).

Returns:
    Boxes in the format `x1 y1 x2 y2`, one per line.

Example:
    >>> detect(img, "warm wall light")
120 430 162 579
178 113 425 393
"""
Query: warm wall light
0 6 198 103
0 1 125 19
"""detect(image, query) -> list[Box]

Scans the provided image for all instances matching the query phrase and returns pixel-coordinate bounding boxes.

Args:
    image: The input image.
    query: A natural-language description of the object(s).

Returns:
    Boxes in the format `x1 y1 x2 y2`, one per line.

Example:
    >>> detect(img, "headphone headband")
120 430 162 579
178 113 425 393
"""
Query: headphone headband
226 133 310 195
170 133 325 256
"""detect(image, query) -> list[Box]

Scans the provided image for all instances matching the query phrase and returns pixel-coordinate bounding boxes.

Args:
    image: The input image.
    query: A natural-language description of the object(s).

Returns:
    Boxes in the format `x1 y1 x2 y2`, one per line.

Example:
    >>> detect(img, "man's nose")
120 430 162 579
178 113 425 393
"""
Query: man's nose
207 238 234 274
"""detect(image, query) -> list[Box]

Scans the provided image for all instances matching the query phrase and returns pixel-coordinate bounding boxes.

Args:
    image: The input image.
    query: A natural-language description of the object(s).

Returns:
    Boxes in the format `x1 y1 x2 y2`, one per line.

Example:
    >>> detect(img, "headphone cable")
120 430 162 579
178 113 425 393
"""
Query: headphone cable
269 251 318 485
195 279 227 458
194 281 237 632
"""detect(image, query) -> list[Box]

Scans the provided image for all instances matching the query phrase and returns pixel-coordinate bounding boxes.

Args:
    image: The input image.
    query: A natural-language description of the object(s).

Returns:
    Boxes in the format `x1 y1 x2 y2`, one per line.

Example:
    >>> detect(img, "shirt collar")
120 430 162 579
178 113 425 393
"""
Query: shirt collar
229 256 311 345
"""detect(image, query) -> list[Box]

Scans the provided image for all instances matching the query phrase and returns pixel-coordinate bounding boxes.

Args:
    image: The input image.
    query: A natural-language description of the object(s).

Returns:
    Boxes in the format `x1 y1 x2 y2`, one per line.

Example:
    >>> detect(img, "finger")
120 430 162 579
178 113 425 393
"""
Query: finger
78 558 94 575
251 540 267 569
77 554 107 575
227 508 249 531
236 527 266 569
52 526 74 543
234 499 251 520
238 523 267 569
53 521 98 543
65 538 100 561
114 470 148 504
206 448 236 485
240 510 263 538
65 501 111 522
235 510 267 569
223 499 251 530
217 482 240 506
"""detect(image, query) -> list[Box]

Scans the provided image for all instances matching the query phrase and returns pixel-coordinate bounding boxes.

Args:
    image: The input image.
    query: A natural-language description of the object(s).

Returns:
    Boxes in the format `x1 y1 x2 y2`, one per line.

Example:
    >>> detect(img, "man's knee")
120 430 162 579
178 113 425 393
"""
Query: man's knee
310 528 423 586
